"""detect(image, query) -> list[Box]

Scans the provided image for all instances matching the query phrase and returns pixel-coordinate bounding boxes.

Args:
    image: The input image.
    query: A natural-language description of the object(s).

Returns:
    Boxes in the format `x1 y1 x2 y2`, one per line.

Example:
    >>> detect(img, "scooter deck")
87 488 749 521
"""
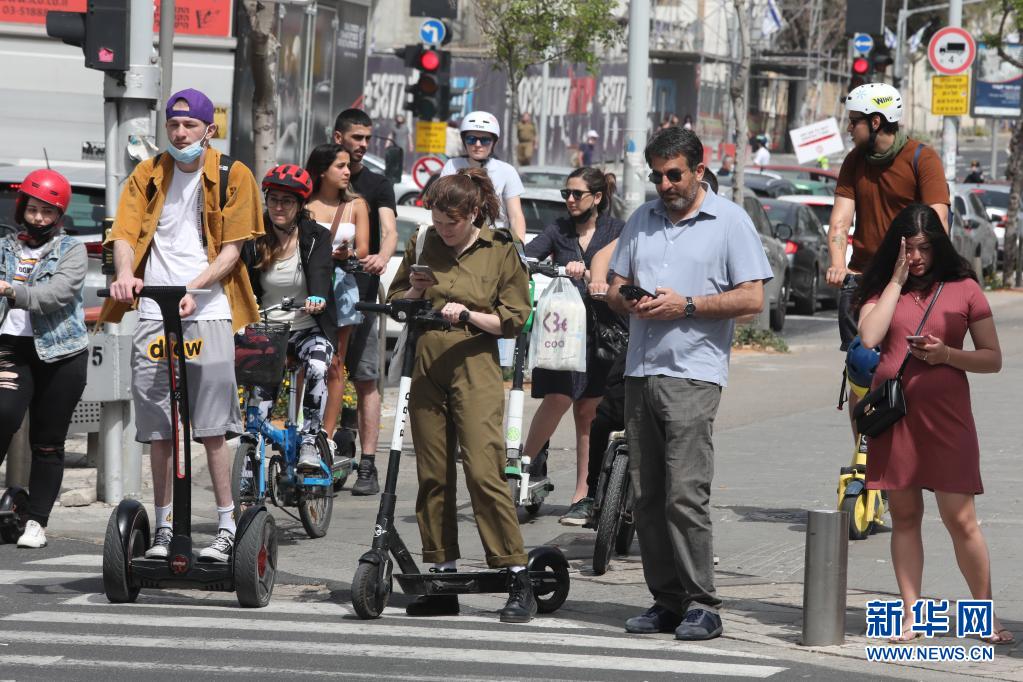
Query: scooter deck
394 570 509 596
130 556 235 591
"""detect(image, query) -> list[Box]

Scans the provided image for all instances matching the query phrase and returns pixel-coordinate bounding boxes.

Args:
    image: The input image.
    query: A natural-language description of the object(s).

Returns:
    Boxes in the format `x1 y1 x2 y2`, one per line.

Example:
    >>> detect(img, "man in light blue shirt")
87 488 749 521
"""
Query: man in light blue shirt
608 126 773 641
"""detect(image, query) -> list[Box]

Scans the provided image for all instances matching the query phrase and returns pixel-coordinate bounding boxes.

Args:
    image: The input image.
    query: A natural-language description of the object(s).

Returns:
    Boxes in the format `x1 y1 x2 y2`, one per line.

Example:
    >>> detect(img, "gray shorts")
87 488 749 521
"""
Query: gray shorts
131 318 243 443
344 313 380 382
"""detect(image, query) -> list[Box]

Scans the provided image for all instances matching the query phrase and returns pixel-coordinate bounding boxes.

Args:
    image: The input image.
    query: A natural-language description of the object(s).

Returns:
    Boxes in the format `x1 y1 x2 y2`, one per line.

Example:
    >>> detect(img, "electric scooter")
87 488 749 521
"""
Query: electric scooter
503 260 567 517
99 286 278 607
349 298 570 619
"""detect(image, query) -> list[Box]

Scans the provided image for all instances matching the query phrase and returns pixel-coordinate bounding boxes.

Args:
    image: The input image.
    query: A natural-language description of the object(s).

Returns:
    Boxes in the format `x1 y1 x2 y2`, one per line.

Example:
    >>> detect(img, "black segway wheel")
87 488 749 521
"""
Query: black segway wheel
527 546 570 614
102 501 149 603
232 439 261 518
332 430 356 492
235 509 277 607
352 559 391 619
0 487 30 544
592 453 629 575
298 433 334 539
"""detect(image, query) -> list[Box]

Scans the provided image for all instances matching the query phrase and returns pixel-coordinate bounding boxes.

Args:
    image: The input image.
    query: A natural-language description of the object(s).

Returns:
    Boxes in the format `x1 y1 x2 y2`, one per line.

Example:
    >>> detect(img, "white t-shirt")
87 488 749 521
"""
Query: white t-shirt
260 250 315 331
0 242 45 337
140 167 231 320
752 147 771 166
439 157 524 229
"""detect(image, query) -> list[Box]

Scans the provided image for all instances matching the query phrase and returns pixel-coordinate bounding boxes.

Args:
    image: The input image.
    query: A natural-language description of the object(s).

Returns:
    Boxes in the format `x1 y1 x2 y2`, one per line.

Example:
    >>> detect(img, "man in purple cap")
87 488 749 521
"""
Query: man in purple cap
101 88 264 563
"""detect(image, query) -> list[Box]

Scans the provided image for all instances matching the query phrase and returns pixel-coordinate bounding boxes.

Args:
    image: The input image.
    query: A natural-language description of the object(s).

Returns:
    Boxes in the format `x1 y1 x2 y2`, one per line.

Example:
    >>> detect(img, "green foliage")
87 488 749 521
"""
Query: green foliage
732 325 789 353
473 0 623 90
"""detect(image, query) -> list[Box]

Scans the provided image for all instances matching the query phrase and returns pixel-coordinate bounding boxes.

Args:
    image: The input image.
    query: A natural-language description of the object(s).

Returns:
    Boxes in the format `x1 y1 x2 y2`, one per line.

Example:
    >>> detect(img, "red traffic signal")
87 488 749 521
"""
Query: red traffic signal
852 57 870 75
418 49 441 72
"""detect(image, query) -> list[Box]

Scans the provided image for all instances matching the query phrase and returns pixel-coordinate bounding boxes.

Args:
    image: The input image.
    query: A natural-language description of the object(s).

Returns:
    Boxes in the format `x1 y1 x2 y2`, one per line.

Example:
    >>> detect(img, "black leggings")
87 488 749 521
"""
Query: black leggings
0 335 88 526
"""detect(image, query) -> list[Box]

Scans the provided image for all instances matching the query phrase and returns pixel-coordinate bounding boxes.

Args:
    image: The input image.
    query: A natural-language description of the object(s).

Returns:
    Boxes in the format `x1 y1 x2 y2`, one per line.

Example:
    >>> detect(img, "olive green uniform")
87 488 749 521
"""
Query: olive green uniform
388 225 530 567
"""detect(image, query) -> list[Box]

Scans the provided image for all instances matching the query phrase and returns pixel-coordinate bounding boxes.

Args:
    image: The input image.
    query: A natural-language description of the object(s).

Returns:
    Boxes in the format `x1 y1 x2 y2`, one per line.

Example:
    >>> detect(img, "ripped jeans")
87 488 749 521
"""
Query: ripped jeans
0 335 88 526
251 327 333 440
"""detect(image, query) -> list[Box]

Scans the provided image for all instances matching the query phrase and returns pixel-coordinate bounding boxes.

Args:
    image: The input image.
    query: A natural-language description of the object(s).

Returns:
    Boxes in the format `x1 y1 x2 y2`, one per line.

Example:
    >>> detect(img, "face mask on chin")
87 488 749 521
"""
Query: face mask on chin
166 126 210 163
18 223 58 245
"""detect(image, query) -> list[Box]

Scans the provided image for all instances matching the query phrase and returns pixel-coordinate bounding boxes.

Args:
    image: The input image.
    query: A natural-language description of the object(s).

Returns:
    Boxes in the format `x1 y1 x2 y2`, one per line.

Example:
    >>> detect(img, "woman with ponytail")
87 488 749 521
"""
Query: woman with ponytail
386 168 536 623
521 167 627 526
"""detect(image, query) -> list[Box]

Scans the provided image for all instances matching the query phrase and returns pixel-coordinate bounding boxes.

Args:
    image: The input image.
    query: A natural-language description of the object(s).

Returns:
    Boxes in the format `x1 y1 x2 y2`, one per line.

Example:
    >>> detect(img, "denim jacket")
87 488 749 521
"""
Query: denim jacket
0 233 88 362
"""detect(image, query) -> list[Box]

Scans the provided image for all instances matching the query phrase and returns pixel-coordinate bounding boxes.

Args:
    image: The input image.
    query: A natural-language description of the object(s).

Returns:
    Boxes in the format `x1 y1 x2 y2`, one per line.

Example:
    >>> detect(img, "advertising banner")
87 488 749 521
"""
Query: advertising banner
0 0 232 37
972 43 1022 118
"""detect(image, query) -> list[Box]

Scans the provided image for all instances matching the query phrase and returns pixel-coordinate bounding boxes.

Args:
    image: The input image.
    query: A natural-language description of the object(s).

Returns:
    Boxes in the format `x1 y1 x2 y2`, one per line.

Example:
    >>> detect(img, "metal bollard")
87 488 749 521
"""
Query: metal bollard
5 413 31 488
98 399 125 502
801 509 849 646
121 399 143 498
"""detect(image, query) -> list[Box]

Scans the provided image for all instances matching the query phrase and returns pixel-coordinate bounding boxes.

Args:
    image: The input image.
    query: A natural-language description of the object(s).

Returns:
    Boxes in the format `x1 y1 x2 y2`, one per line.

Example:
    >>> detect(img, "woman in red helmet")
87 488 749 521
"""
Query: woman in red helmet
240 164 338 470
0 169 89 548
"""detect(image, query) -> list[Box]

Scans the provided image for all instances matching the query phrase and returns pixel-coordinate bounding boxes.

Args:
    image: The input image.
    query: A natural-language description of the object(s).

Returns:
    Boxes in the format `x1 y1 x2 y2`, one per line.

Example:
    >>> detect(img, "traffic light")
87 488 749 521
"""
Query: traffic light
397 43 452 121
872 47 894 76
46 0 131 72
850 56 871 91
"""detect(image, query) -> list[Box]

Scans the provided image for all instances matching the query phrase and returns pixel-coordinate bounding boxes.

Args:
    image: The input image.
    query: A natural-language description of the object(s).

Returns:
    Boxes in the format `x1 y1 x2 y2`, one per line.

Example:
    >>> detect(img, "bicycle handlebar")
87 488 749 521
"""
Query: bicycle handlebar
259 297 303 316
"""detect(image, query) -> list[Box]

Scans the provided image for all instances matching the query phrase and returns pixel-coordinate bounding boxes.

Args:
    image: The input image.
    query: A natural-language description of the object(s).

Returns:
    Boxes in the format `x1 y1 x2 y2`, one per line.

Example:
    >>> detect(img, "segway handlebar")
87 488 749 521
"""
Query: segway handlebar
356 299 451 330
97 286 212 299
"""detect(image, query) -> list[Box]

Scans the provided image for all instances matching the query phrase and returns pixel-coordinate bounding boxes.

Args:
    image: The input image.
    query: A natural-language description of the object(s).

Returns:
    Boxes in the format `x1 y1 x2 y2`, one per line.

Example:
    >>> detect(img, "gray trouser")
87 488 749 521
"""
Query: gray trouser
625 375 723 614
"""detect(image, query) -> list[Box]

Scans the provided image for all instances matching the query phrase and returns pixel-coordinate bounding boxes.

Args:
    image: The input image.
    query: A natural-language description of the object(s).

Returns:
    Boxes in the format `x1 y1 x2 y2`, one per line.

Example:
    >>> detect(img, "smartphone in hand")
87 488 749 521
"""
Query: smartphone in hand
619 284 657 301
410 264 438 284
905 335 926 344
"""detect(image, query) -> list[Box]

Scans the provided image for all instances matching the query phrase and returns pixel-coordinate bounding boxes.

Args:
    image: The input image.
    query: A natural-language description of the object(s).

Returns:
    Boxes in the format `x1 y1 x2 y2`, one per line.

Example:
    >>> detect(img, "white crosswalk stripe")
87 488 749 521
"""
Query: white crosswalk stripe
0 557 790 679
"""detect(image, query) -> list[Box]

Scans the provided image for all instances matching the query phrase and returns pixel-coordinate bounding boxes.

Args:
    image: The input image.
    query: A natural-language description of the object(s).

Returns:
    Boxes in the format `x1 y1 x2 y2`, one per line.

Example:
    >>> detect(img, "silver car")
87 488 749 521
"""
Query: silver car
951 188 998 276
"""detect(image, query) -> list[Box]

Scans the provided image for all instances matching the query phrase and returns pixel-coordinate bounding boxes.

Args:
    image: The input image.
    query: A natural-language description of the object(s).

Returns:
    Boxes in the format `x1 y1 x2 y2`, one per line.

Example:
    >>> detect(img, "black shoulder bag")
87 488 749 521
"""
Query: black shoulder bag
854 282 943 438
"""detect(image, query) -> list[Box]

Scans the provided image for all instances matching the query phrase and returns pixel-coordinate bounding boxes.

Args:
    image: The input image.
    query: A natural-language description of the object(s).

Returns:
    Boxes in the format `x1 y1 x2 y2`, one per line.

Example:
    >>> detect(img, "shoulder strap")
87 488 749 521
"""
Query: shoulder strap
895 281 944 379
912 143 924 179
415 224 429 263
145 153 165 203
217 154 234 210
328 201 345 242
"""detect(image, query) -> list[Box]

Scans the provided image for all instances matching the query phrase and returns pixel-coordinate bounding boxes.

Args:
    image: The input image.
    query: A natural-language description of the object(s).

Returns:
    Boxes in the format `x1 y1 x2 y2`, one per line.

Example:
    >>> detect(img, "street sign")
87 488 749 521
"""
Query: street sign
928 27 976 76
852 33 874 55
411 155 445 189
414 121 447 155
972 42 1022 118
789 118 845 164
932 75 970 115
419 19 446 46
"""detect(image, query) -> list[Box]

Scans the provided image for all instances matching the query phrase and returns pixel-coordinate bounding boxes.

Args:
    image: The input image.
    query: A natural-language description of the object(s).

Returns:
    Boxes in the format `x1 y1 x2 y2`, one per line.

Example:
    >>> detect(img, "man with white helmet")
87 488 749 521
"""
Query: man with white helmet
440 111 527 242
826 82 949 428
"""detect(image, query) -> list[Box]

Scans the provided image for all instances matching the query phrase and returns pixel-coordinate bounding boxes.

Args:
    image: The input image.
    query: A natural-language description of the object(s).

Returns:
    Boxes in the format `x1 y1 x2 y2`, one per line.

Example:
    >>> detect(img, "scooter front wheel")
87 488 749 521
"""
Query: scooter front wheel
841 492 874 541
352 559 392 619
527 546 570 614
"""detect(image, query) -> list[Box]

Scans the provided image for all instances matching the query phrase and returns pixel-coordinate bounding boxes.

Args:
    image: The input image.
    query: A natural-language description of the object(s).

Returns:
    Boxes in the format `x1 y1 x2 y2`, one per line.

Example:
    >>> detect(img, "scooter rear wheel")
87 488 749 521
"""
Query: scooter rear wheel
352 559 392 619
527 546 570 614
102 502 149 603
235 510 277 607
0 488 30 544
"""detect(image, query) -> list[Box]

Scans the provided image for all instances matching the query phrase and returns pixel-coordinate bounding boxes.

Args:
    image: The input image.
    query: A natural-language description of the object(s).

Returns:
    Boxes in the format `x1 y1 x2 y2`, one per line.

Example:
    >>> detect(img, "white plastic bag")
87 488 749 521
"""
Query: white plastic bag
527 277 587 372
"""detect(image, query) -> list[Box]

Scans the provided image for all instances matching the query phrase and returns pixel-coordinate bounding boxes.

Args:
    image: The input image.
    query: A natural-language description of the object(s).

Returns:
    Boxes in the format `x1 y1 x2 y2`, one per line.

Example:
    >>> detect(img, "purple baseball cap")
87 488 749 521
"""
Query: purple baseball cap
165 88 214 124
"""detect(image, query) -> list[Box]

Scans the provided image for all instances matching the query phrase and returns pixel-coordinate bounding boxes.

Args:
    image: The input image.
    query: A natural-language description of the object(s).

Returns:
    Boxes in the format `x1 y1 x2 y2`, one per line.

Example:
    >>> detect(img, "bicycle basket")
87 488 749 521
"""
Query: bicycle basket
235 322 290 386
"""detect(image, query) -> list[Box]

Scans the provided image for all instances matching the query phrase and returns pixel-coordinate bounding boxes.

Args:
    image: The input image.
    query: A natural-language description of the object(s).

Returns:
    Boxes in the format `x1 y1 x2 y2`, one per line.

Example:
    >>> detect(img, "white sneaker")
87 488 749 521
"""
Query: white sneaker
298 438 321 470
198 529 235 563
16 520 47 548
145 526 173 558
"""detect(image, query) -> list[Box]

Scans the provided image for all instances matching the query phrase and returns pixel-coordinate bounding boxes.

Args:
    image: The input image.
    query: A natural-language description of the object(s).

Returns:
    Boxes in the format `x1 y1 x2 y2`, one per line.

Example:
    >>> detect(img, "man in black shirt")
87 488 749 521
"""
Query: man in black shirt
332 108 398 496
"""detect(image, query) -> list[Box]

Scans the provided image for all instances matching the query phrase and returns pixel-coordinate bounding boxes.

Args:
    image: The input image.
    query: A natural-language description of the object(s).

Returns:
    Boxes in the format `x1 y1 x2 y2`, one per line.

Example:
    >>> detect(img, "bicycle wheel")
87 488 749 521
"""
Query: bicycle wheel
841 491 874 541
614 477 636 556
298 434 334 539
592 453 629 575
232 439 261 518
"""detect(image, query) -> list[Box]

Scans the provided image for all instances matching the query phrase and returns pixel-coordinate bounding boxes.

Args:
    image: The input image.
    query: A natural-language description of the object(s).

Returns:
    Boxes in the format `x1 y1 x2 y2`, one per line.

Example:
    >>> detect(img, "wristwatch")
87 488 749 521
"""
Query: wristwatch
684 296 696 318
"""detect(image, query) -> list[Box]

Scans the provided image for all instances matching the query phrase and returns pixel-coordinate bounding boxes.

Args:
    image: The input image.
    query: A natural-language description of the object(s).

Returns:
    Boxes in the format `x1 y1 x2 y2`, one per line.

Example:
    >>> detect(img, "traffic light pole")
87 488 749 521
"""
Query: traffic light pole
157 0 175 149
99 0 161 502
622 0 650 217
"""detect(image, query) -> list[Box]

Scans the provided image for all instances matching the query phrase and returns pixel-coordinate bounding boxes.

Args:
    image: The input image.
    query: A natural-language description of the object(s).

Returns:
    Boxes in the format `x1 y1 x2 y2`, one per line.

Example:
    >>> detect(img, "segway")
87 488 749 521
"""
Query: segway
504 260 566 517
0 485 29 543
99 286 278 607
350 298 570 619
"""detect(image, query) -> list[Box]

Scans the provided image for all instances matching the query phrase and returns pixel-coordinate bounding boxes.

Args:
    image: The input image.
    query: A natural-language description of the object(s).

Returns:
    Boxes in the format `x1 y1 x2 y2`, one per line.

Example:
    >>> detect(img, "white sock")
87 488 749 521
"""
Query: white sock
434 560 456 571
155 504 172 529
509 565 525 573
217 505 237 534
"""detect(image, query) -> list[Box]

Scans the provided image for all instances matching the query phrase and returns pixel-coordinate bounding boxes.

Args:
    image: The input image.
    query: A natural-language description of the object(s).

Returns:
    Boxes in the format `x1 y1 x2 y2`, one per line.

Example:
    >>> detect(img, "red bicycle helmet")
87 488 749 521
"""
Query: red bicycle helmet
15 169 72 225
262 164 313 200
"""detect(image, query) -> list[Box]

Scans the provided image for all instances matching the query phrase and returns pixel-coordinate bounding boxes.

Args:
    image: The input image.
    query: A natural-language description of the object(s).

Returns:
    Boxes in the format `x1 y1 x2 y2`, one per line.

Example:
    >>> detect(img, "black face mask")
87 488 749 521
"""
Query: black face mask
570 206 595 224
18 223 58 245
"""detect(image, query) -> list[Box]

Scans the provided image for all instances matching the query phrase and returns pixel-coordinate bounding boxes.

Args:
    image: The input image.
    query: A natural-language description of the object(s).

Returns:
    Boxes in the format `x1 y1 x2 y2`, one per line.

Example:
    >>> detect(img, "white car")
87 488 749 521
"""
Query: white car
361 153 422 206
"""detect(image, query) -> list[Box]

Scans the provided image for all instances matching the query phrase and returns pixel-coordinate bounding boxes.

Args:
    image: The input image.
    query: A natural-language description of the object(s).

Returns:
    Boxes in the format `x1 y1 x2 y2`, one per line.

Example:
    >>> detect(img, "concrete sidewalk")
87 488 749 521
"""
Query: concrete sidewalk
11 289 1023 679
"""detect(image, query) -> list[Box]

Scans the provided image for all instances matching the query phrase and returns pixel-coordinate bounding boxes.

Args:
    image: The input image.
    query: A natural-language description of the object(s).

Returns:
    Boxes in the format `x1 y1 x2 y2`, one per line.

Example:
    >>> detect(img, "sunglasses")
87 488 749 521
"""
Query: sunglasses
464 135 494 147
560 189 593 201
648 168 686 184
848 116 867 126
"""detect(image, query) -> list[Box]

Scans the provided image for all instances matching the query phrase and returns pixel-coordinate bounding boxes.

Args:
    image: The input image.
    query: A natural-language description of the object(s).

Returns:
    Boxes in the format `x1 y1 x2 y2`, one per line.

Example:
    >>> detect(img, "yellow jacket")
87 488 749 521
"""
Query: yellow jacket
100 148 264 331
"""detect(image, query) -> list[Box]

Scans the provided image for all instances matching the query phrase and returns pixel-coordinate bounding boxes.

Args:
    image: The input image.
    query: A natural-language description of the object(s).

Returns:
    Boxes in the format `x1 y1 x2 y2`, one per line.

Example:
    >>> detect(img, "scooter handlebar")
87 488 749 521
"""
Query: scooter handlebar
97 286 211 299
355 302 391 315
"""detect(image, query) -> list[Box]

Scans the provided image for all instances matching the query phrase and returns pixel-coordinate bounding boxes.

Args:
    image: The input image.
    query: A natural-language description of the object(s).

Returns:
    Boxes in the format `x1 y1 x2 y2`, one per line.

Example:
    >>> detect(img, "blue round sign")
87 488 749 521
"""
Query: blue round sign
419 19 446 46
853 33 874 55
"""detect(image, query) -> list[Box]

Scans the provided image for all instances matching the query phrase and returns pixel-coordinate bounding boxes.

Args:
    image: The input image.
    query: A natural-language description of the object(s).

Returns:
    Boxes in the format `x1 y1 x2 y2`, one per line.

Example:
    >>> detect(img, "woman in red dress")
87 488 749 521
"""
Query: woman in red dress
856 204 1010 644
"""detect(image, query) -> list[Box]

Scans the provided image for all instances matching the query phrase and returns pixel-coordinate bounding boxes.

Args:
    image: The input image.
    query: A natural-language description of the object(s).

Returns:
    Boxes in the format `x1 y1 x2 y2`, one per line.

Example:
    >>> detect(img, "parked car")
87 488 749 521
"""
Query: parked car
749 163 839 183
0 162 105 308
962 184 1013 255
761 198 837 315
950 189 998 277
717 172 799 199
518 166 576 189
779 194 858 267
734 194 789 331
362 152 422 206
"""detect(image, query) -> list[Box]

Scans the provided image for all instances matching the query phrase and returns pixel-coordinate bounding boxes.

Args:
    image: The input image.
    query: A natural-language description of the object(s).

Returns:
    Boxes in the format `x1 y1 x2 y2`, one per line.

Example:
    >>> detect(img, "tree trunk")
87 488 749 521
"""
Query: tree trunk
508 71 521 165
1004 117 1023 287
243 0 279 177
730 0 751 204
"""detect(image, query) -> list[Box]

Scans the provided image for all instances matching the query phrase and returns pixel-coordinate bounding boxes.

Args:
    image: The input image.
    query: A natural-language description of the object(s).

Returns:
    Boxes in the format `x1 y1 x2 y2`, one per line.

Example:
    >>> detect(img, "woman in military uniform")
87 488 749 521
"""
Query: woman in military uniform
387 168 534 623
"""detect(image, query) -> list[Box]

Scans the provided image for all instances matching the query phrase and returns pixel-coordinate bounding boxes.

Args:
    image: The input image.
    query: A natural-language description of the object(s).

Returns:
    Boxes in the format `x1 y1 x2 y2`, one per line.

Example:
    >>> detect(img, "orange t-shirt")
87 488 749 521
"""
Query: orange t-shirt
835 139 949 273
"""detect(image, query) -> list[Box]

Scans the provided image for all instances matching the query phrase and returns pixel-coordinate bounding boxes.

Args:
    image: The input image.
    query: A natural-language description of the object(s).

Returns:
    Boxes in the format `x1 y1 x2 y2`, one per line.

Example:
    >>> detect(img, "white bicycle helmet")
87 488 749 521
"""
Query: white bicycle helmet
460 111 501 140
845 83 903 124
